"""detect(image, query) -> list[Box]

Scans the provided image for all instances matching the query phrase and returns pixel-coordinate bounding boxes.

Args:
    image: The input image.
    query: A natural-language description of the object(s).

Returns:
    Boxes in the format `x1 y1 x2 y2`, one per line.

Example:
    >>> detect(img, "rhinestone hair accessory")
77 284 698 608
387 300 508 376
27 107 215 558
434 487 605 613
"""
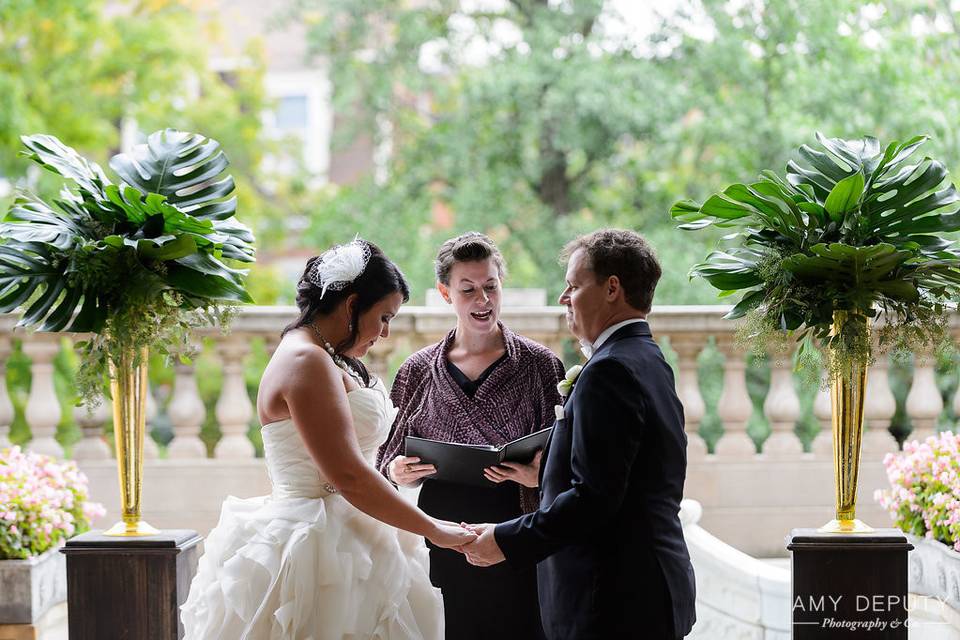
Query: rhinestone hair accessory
308 237 372 298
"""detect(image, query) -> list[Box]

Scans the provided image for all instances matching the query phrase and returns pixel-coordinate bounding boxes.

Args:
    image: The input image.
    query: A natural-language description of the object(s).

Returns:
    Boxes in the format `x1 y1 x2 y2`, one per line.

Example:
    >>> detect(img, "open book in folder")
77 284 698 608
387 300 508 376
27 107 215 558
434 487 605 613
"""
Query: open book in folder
404 426 552 487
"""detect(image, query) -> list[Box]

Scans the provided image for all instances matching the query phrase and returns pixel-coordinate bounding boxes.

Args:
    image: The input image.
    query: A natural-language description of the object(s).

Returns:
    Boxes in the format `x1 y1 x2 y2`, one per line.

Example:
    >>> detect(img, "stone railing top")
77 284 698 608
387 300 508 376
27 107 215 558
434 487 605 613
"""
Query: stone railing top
196 304 741 336
7 303 960 338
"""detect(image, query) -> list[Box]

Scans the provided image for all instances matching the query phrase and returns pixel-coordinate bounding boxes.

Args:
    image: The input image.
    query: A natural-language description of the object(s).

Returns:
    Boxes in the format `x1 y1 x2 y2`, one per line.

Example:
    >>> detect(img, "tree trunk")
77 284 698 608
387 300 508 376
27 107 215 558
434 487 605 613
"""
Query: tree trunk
537 121 572 216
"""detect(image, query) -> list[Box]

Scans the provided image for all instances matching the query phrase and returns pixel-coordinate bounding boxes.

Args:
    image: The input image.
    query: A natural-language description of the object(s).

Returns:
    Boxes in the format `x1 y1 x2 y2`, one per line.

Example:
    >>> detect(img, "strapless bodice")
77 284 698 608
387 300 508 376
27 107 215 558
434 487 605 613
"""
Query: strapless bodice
260 379 397 499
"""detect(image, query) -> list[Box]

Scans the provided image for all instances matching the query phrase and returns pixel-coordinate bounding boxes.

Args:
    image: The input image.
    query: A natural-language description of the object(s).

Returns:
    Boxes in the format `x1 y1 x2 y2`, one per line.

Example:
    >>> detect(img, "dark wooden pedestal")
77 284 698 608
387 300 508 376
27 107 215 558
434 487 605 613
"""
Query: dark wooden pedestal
61 530 202 640
787 528 912 639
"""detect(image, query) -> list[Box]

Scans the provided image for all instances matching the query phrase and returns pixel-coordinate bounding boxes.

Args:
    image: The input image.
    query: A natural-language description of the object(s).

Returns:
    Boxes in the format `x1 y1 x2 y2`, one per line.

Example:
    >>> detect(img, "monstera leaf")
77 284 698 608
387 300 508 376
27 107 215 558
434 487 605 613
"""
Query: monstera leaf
674 133 960 334
0 243 106 332
110 129 237 221
0 130 255 332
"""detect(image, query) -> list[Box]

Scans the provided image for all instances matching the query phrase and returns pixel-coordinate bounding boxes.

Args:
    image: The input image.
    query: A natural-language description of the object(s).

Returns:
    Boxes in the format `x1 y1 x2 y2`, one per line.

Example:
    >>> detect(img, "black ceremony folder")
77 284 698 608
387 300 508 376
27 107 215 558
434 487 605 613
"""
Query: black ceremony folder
404 427 552 487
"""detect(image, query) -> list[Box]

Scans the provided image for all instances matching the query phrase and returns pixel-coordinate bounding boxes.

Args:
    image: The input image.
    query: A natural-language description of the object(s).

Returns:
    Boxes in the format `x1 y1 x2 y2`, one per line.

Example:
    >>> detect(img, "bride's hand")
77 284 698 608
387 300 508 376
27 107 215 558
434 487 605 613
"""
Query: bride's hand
427 521 477 550
388 455 437 487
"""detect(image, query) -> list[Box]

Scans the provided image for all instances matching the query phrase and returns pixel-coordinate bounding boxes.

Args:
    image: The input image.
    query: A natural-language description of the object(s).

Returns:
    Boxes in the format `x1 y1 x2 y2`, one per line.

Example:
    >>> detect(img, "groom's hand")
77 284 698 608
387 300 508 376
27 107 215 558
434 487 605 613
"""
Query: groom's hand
461 523 506 567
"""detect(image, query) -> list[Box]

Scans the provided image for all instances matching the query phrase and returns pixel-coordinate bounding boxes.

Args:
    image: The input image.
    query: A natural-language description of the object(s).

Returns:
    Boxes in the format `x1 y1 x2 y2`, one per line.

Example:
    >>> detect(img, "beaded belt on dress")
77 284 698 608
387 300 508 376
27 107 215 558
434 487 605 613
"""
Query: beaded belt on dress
270 482 339 500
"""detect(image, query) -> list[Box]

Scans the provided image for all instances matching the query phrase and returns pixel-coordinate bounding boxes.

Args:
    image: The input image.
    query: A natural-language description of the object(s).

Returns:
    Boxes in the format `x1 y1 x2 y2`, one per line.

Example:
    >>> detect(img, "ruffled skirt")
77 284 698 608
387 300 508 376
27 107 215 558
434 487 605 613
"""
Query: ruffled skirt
180 494 443 639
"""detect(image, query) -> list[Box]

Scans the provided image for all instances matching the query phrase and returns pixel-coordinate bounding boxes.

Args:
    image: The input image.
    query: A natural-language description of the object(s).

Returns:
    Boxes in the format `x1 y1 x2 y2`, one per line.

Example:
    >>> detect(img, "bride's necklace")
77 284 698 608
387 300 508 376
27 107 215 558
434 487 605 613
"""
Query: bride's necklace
312 323 362 382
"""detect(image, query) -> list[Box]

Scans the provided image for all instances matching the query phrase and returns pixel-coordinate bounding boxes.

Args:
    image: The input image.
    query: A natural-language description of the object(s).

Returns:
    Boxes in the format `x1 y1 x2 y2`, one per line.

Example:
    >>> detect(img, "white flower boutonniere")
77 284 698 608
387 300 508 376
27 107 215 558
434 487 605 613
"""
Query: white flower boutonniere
556 365 583 398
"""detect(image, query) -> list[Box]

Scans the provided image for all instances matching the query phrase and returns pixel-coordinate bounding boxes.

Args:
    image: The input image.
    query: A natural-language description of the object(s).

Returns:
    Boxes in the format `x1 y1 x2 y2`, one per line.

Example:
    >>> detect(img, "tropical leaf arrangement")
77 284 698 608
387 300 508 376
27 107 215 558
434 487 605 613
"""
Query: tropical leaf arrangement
0 129 256 405
672 133 960 376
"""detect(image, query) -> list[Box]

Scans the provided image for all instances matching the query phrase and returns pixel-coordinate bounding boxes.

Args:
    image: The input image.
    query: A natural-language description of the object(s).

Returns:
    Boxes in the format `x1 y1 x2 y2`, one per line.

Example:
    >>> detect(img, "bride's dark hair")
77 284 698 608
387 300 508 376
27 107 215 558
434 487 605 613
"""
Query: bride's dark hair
282 240 410 386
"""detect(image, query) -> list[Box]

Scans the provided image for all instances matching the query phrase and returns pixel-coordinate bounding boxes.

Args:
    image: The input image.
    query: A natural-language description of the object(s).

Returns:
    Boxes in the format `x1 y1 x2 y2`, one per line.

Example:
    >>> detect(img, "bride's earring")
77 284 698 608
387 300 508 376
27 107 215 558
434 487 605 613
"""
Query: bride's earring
348 321 354 333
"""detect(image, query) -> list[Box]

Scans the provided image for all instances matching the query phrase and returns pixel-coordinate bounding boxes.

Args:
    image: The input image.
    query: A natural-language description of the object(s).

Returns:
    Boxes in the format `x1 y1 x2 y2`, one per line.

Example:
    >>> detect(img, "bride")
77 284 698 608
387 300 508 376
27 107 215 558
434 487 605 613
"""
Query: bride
181 239 475 639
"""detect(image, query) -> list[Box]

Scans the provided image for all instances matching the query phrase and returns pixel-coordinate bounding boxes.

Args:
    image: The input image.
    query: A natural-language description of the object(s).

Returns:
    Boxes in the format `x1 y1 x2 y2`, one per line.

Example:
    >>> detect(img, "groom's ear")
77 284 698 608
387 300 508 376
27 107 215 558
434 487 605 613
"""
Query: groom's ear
605 275 622 301
437 281 452 304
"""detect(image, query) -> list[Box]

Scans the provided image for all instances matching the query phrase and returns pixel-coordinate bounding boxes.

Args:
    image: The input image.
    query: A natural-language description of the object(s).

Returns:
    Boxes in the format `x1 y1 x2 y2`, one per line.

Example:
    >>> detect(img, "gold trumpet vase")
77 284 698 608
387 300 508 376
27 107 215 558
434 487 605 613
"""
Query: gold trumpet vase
819 310 874 534
103 346 159 536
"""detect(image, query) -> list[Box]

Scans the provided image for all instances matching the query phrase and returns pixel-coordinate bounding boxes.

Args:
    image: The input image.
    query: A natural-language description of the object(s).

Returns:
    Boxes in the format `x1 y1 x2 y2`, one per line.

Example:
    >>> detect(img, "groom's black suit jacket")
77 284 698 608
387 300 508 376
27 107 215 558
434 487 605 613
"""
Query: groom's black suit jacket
494 322 696 639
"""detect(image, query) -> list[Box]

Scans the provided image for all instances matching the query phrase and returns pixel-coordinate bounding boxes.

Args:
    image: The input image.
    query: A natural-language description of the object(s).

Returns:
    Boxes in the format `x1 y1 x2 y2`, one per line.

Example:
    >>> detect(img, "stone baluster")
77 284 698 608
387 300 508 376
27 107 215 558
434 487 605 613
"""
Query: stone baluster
167 356 208 458
670 334 708 458
0 336 13 447
366 343 395 383
761 347 803 456
23 335 64 458
713 336 756 457
862 352 898 457
905 351 942 442
812 374 833 457
214 336 255 458
72 400 112 461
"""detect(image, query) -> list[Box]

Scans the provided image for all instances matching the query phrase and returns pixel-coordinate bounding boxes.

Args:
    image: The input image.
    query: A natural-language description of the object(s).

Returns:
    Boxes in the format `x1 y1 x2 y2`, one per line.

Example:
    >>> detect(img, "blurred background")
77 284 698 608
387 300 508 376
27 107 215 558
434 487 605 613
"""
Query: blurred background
4 0 960 456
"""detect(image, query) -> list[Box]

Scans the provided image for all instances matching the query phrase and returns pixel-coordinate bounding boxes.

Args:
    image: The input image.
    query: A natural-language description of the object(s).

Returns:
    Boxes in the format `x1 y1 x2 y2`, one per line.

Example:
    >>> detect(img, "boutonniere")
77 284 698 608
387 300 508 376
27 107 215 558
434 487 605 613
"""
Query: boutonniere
556 364 583 398
554 365 583 420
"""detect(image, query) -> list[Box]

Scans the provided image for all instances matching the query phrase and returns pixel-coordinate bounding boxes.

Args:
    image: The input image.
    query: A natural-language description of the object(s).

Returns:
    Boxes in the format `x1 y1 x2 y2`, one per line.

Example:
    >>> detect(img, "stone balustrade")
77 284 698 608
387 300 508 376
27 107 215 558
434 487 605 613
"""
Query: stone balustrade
1 304 958 556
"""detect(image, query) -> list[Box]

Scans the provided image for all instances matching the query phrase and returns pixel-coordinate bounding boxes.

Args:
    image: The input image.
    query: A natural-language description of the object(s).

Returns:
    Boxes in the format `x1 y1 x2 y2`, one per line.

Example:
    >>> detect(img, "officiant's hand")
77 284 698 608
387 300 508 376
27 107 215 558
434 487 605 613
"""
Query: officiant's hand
461 523 506 567
483 450 542 488
388 455 437 486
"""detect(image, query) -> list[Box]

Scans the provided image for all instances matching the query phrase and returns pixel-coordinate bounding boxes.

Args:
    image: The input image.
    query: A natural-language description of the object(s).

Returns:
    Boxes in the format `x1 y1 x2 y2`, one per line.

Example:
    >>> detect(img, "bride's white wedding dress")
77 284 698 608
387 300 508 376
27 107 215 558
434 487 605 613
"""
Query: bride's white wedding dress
181 379 443 639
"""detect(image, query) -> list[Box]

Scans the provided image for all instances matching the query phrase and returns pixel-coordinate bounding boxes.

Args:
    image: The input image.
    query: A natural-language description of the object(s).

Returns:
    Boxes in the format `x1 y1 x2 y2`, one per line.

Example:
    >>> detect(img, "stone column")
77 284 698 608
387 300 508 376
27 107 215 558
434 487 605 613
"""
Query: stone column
713 336 756 457
862 353 898 457
670 334 708 458
905 351 942 442
213 336 254 458
811 372 833 457
72 400 112 461
167 358 207 458
762 347 803 456
23 335 64 458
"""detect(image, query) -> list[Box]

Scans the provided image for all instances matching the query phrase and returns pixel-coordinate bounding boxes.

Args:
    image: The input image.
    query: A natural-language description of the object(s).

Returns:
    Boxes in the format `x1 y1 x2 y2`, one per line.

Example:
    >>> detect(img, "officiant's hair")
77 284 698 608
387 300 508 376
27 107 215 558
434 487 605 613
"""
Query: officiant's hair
434 232 507 285
283 241 410 386
561 229 661 313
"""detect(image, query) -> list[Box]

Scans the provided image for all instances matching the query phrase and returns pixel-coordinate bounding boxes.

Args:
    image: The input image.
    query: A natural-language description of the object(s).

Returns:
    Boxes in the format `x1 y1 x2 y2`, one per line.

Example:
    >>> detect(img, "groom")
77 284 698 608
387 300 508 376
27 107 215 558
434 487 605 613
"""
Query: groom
463 229 696 639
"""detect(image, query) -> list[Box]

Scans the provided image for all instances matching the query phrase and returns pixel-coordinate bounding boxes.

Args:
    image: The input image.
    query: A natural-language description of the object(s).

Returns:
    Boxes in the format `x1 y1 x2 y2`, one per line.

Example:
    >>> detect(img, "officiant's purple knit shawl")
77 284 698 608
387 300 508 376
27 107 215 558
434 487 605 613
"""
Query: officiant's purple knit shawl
377 324 565 513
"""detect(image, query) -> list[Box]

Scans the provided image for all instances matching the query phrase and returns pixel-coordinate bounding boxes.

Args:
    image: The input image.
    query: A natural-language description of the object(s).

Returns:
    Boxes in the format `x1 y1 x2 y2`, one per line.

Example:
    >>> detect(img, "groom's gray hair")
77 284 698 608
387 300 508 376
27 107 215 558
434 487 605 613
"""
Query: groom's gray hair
561 229 661 313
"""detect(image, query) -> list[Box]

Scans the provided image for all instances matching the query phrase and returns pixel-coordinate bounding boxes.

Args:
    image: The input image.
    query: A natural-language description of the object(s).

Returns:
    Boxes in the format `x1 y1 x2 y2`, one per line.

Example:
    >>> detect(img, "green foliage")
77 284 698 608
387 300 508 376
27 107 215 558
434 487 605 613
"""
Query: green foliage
0 0 283 291
0 130 256 406
674 133 960 376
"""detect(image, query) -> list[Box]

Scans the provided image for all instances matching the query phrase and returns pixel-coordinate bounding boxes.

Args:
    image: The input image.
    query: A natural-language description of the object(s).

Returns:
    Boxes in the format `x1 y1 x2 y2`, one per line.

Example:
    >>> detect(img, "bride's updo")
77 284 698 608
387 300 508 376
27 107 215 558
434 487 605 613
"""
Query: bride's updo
283 240 410 386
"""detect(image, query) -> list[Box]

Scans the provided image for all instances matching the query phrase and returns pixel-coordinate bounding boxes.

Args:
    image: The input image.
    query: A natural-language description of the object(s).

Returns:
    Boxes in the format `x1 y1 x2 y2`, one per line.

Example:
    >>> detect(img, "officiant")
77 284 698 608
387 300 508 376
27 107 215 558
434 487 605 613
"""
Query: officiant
377 232 565 640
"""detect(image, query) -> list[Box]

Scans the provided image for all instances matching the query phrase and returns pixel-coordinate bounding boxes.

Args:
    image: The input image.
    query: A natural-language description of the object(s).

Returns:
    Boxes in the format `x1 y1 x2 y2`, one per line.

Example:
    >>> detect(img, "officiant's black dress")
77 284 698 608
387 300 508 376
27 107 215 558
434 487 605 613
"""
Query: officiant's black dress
377 325 564 640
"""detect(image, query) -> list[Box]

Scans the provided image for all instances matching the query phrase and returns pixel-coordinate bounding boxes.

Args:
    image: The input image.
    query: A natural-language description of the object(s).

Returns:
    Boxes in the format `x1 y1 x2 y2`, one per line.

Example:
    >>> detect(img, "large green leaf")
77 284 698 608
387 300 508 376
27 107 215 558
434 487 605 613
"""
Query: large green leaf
824 171 864 220
164 265 254 304
0 243 103 331
675 132 960 336
689 249 764 291
1 196 96 250
782 243 911 287
20 134 110 197
109 129 236 220
1 129 256 334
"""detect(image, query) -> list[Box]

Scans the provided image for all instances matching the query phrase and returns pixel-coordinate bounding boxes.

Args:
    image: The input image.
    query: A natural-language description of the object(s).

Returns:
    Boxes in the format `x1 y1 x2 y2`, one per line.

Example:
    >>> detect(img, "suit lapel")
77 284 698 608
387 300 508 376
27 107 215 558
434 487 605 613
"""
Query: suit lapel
539 322 650 486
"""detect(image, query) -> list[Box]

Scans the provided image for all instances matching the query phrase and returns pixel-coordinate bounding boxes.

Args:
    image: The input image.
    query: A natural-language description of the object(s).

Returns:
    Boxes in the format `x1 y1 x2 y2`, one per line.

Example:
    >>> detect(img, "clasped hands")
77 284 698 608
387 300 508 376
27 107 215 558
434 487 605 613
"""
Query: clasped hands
454 522 505 567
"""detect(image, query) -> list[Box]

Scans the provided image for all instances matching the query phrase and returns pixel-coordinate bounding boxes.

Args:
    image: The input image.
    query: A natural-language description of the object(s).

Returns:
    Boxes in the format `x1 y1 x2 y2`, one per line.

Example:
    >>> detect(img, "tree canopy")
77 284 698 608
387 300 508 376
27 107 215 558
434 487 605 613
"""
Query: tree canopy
292 0 960 303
